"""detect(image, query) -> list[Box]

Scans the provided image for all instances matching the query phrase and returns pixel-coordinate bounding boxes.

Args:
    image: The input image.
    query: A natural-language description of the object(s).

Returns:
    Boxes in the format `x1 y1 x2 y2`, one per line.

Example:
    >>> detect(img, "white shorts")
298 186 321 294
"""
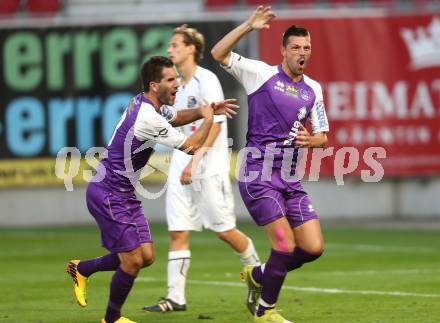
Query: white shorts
166 173 236 232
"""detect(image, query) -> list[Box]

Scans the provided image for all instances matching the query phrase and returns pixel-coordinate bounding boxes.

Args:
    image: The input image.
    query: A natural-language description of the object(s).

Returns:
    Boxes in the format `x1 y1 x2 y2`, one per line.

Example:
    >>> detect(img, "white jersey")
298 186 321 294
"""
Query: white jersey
168 66 229 178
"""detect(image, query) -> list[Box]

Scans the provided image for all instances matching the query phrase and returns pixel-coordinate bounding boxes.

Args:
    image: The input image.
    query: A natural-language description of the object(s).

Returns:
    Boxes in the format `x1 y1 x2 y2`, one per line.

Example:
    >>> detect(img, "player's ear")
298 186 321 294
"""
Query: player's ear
280 45 286 58
150 81 158 93
188 44 196 58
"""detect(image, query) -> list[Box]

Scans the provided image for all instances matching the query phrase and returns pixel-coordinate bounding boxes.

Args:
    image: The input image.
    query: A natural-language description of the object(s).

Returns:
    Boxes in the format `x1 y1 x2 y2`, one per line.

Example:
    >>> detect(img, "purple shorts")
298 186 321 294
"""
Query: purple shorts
238 162 318 227
86 182 152 253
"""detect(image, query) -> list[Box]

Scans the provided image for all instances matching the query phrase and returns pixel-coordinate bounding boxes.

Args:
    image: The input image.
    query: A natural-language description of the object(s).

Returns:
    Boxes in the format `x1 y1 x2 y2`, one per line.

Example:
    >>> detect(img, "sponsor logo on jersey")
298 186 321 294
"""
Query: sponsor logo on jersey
285 85 299 97
297 106 307 120
187 96 198 108
274 80 285 93
316 101 328 128
156 128 169 137
283 120 302 146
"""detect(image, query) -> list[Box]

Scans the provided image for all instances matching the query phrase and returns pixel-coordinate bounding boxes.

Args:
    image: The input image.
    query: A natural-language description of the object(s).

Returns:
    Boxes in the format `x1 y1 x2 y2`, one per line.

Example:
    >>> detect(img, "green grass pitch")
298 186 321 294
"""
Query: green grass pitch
0 223 439 322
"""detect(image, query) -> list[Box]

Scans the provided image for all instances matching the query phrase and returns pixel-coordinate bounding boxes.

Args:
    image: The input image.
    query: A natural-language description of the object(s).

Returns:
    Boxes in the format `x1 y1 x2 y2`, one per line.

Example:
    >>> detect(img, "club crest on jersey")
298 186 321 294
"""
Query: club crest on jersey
187 96 198 108
300 89 311 101
274 80 285 93
297 106 307 120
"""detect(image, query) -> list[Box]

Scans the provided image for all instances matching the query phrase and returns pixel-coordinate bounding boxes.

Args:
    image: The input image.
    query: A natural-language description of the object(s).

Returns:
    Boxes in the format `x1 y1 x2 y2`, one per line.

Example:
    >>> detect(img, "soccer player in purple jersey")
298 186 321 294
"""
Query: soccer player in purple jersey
65 56 238 323
212 6 329 323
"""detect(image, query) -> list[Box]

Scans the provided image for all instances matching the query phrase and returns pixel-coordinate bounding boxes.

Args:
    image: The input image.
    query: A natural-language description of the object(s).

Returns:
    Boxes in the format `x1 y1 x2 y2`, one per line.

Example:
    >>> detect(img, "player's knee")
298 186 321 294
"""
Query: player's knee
131 255 144 270
170 231 190 246
308 241 325 257
142 253 155 268
216 230 232 242
120 254 143 275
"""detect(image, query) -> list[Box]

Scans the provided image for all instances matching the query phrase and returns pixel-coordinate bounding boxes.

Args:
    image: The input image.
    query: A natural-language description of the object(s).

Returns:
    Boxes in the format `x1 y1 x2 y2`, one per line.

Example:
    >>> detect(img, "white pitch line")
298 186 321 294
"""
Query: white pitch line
326 243 436 253
137 277 440 298
310 268 440 276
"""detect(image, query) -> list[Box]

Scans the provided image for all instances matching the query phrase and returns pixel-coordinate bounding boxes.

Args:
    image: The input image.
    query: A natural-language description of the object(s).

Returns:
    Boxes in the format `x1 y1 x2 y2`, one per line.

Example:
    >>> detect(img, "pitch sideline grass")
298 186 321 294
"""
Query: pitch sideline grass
0 223 439 322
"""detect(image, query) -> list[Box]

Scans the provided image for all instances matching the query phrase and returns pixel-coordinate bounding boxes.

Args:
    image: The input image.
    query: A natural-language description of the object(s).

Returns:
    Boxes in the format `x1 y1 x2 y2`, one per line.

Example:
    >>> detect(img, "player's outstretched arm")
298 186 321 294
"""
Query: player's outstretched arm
211 5 276 65
177 102 213 155
170 99 238 127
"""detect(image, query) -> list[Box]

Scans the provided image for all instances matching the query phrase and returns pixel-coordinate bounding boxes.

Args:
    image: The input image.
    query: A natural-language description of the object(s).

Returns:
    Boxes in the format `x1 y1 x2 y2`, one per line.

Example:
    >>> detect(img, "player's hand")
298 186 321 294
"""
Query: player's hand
180 160 195 185
246 5 276 30
200 100 214 120
295 124 311 148
211 98 239 119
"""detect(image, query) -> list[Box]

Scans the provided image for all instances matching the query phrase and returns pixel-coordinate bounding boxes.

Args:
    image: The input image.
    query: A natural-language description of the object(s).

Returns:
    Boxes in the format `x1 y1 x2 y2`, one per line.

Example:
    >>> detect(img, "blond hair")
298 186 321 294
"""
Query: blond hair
173 24 205 64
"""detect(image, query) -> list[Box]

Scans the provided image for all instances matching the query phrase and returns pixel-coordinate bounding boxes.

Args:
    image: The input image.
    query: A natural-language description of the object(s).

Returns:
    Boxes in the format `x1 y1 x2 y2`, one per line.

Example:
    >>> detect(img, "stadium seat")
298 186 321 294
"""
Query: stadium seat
205 0 237 8
27 0 60 14
0 0 20 16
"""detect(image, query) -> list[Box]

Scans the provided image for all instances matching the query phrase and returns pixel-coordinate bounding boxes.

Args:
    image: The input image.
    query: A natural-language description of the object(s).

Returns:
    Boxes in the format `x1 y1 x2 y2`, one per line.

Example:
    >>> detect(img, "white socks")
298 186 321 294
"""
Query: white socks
237 238 261 266
166 239 258 305
166 250 191 305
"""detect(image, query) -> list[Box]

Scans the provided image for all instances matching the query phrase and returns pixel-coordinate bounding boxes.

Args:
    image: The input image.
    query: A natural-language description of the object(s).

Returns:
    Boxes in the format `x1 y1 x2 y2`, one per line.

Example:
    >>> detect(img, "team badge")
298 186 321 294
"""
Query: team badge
187 96 197 108
300 89 311 101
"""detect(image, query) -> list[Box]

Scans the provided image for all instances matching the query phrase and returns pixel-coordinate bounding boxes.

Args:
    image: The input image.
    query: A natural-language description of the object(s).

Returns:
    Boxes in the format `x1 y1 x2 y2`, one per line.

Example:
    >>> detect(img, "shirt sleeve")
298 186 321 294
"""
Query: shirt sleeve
200 71 226 123
159 105 178 123
134 105 187 149
309 82 330 134
222 52 276 95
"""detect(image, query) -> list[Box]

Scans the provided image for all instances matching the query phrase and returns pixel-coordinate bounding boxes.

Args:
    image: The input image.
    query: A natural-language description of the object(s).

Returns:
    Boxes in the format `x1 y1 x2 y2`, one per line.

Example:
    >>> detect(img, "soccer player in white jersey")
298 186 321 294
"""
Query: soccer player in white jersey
212 6 329 323
142 25 260 313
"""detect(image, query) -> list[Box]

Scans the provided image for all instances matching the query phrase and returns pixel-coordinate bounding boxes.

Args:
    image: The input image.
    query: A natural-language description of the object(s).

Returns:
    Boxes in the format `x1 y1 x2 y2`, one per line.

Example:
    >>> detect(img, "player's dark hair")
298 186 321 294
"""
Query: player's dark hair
140 56 174 92
282 25 310 47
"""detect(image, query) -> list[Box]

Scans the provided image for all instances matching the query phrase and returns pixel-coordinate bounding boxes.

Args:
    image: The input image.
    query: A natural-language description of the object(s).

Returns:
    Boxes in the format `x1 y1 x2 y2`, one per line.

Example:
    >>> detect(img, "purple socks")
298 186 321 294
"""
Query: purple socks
254 247 323 317
77 253 120 277
256 249 292 316
287 246 323 271
105 267 136 323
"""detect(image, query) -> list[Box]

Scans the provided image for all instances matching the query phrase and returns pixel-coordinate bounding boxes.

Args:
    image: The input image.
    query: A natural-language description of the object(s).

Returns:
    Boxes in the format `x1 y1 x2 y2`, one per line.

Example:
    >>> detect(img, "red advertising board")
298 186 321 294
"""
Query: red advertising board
260 14 440 176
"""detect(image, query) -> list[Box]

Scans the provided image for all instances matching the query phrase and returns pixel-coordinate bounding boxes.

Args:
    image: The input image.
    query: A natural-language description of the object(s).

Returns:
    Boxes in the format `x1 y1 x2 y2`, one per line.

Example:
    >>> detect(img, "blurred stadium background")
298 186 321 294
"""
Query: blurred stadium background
1 1 440 322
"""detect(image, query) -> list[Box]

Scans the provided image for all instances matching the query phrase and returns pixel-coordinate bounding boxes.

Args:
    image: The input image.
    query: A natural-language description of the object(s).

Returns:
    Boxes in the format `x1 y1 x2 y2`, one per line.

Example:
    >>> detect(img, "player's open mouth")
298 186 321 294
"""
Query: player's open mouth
299 59 305 67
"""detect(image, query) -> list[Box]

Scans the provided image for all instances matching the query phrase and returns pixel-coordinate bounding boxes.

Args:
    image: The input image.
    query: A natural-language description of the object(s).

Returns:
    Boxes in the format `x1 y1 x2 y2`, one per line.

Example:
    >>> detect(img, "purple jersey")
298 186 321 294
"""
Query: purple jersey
95 93 186 193
224 52 329 169
86 93 186 252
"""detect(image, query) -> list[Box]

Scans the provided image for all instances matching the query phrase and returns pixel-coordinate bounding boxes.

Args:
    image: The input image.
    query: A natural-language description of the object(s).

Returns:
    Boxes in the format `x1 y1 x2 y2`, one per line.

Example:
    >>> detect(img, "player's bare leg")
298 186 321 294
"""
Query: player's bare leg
293 219 324 254
286 219 324 271
216 228 260 265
